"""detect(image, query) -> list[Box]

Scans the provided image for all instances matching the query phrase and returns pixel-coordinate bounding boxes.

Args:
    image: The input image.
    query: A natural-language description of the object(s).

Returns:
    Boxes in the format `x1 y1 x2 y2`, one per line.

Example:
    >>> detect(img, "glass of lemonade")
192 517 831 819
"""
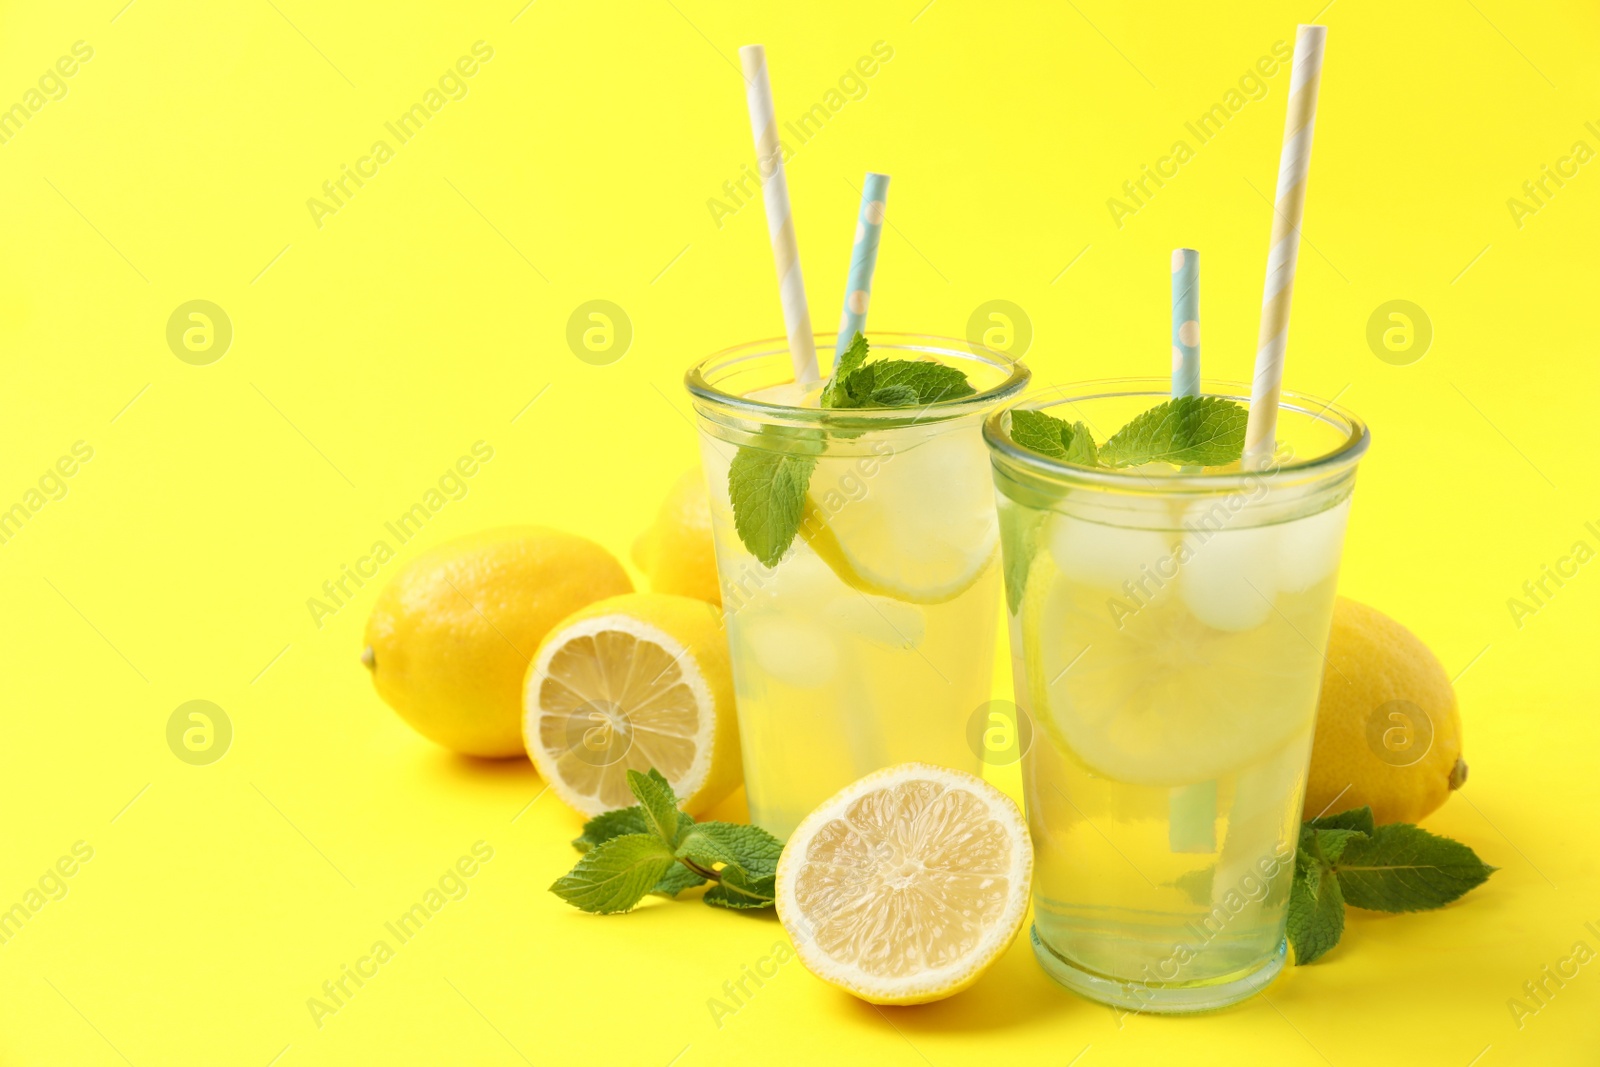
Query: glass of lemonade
984 379 1369 1013
686 333 1029 839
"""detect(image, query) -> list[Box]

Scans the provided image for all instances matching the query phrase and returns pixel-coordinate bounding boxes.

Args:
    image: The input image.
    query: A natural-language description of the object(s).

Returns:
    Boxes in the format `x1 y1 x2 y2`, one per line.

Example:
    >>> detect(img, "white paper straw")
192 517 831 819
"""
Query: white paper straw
1243 25 1327 467
740 45 819 386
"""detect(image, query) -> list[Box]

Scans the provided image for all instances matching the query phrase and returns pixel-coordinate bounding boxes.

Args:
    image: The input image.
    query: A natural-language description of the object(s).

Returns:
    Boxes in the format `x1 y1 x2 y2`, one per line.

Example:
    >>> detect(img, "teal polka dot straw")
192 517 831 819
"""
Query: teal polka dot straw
1171 247 1200 398
834 172 891 365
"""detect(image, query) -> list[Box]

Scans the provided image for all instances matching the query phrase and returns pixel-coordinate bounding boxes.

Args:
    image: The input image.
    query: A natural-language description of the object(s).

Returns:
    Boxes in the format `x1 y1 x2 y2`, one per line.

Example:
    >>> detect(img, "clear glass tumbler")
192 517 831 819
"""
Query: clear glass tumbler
984 380 1369 1013
686 333 1029 839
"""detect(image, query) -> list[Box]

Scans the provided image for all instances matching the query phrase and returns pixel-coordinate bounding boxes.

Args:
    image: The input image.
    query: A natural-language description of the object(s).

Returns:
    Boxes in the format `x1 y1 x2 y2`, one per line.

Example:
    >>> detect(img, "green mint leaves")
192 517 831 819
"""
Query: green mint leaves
1008 395 1248 469
821 333 977 410
1009 409 1099 466
727 434 819 568
1286 807 1496 965
549 832 679 914
817 332 870 408
727 333 974 566
550 768 784 914
1100 396 1248 467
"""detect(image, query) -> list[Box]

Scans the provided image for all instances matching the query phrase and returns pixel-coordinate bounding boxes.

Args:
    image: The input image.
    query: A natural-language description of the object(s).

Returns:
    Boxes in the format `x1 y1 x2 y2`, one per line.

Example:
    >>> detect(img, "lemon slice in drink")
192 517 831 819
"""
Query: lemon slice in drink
800 432 996 604
775 763 1033 1005
523 593 741 817
1023 540 1319 787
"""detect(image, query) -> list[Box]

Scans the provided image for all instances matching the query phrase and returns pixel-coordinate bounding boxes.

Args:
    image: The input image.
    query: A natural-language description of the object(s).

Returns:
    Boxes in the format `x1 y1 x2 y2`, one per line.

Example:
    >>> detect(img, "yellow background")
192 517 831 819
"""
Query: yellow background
2 0 1597 1063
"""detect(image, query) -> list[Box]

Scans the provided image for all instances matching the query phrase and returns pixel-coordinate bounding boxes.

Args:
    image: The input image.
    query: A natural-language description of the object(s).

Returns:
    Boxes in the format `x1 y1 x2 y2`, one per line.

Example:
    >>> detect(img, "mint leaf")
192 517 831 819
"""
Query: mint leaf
1010 408 1072 458
859 360 975 407
728 432 820 567
1307 807 1377 836
866 382 918 407
820 333 870 407
1287 857 1346 964
549 834 677 914
1009 409 1098 465
628 768 685 847
650 862 708 898
820 334 975 411
1099 396 1247 468
573 805 695 853
1332 823 1496 913
1064 422 1099 466
1303 825 1368 867
692 823 782 910
688 822 784 877
572 807 649 852
703 865 777 910
1285 810 1494 963
553 767 783 914
1001 507 1045 614
676 825 745 872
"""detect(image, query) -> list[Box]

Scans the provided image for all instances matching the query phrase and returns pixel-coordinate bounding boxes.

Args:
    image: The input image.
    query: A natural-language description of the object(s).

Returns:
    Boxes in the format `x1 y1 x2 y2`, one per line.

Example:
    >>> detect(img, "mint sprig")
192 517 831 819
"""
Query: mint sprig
1008 396 1249 470
1099 395 1247 467
551 768 785 914
821 333 976 409
727 333 975 565
1286 807 1495 964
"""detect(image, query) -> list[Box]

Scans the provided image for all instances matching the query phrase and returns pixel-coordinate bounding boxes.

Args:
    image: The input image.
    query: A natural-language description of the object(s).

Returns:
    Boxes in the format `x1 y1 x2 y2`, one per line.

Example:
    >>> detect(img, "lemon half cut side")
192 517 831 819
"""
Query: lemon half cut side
523 594 740 818
775 763 1033 1005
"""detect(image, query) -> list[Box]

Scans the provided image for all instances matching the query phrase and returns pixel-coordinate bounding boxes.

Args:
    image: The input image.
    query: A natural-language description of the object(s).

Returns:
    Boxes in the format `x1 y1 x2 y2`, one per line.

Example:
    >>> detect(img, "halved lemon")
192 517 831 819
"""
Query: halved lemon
800 431 997 604
523 593 740 817
774 763 1033 1005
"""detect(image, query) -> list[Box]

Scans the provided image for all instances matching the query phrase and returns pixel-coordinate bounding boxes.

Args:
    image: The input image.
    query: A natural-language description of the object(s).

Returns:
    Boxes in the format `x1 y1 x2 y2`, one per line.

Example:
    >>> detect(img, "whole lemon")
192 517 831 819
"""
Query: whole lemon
1303 597 1467 825
363 527 632 757
631 469 721 607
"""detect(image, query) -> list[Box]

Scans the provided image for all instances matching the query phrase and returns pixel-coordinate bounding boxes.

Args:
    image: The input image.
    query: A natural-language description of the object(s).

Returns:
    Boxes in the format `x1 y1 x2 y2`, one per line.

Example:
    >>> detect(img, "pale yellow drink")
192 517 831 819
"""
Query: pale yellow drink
986 382 1368 1013
687 335 1028 838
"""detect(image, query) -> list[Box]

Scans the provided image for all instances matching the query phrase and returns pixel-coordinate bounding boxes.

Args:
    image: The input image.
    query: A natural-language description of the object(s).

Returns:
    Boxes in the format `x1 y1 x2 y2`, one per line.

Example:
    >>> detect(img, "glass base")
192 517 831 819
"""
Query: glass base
1030 926 1286 1014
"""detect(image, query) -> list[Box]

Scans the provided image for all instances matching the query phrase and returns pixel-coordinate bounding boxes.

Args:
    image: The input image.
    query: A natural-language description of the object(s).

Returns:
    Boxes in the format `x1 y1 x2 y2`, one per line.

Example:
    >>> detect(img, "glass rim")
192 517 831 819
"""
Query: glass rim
684 331 1032 428
984 377 1370 493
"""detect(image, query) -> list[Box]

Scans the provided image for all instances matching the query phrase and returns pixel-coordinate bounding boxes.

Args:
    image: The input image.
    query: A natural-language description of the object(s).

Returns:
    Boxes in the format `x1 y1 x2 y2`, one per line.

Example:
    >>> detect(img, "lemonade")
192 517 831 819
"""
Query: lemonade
986 383 1368 1012
687 335 1028 838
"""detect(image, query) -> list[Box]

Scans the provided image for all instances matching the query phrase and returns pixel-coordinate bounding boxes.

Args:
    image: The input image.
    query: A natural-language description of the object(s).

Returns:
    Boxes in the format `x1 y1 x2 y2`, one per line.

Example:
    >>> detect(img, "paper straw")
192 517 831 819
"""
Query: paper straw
1168 246 1215 853
1170 248 1200 398
739 45 819 386
1242 24 1327 467
834 172 890 364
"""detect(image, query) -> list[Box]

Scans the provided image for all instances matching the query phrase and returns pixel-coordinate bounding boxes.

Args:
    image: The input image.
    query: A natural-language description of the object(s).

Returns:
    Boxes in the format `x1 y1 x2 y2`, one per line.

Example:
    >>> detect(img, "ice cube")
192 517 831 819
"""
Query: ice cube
739 614 838 688
1046 513 1172 593
1276 497 1350 593
1178 508 1279 632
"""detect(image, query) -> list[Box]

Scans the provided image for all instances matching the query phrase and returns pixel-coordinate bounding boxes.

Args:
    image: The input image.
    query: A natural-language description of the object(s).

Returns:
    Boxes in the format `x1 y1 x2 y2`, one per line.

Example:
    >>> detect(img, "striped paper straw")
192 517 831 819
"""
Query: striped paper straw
739 45 819 386
1243 24 1327 467
1170 248 1200 398
834 173 890 364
